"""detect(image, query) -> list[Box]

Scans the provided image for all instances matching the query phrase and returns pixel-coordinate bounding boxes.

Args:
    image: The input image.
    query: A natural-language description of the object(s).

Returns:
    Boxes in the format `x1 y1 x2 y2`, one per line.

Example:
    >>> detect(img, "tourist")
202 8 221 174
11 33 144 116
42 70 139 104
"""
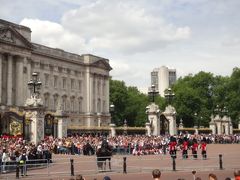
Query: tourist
234 170 240 180
209 173 218 180
103 175 111 180
152 169 161 180
75 174 86 180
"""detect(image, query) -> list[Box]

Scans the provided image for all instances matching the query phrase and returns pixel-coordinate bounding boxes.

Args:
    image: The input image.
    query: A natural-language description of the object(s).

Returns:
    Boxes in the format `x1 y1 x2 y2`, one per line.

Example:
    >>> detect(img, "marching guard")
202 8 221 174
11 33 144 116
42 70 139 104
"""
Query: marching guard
191 138 198 159
182 137 189 159
200 138 207 159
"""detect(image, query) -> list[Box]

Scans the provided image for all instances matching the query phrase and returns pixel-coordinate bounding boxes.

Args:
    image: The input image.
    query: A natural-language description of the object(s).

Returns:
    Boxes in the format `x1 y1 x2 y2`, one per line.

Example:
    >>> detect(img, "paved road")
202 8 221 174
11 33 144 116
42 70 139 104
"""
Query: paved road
1 144 240 180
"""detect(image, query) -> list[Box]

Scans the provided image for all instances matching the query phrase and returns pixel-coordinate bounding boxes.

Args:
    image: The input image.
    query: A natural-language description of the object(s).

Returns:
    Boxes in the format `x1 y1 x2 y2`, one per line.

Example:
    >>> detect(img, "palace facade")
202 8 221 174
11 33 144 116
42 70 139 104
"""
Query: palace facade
0 19 112 136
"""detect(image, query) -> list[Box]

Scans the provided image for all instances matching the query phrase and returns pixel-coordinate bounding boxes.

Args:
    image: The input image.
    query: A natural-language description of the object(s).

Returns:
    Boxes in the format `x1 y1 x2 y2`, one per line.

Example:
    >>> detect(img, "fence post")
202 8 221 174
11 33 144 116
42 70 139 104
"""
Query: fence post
219 154 223 170
16 161 20 179
70 159 74 176
123 157 127 174
172 157 176 171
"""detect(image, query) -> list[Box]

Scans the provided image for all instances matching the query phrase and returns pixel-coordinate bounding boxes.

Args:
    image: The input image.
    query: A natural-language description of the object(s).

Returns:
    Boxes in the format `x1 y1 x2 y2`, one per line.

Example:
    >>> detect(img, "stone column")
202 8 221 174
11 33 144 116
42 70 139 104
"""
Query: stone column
238 121 240 130
229 122 233 135
7 54 13 106
16 57 24 106
97 112 101 127
105 77 110 123
209 122 216 135
109 123 116 137
57 118 67 138
225 123 229 135
25 109 45 144
217 122 222 135
163 105 177 136
145 122 151 136
0 53 2 103
27 59 32 98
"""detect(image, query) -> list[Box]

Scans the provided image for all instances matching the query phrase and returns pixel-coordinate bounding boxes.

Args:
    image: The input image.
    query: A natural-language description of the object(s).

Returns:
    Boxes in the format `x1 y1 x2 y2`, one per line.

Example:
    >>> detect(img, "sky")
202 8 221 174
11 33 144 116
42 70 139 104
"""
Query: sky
1 0 240 93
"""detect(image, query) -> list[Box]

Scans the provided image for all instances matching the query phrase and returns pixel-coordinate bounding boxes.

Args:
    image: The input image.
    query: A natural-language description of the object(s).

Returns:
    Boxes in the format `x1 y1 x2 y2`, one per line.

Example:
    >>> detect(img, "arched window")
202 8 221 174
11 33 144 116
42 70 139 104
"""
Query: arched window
44 93 49 108
62 95 67 111
78 97 83 113
70 96 75 112
53 94 59 110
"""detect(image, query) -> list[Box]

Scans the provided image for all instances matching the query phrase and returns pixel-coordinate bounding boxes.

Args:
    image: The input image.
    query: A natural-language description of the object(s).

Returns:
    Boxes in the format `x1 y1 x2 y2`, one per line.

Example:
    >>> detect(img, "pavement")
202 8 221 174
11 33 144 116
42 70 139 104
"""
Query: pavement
1 144 240 180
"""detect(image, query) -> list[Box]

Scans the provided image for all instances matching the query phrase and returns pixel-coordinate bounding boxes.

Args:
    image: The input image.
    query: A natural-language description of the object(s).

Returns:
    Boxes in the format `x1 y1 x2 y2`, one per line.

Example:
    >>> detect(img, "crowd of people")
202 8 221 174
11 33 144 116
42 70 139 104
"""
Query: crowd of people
0 133 240 175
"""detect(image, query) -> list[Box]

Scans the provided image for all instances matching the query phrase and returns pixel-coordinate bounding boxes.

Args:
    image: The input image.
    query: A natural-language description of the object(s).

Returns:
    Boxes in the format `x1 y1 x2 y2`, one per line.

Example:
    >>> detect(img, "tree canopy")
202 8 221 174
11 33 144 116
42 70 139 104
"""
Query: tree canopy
110 68 240 128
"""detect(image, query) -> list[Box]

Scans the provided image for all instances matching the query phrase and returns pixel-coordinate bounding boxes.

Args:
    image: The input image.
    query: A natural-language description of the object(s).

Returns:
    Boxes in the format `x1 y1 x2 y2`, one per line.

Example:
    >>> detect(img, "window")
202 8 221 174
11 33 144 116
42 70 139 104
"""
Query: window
97 81 101 95
70 97 75 112
78 97 83 113
44 74 49 87
62 96 67 111
78 80 82 93
102 83 105 96
53 94 58 110
54 76 58 88
71 79 75 90
93 80 95 94
62 77 66 89
44 93 49 108
97 98 101 112
103 100 106 113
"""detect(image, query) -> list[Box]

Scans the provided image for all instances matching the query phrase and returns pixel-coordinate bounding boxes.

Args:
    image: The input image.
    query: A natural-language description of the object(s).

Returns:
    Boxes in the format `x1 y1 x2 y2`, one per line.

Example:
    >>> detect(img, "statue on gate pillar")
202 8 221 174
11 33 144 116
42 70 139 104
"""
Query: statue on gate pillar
163 88 177 136
24 72 45 144
146 103 161 136
146 85 161 136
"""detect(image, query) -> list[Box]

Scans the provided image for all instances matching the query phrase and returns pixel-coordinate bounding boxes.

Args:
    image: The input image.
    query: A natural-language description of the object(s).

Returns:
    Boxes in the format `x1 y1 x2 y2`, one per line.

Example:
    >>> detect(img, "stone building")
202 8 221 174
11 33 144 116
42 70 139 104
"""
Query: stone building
0 19 112 137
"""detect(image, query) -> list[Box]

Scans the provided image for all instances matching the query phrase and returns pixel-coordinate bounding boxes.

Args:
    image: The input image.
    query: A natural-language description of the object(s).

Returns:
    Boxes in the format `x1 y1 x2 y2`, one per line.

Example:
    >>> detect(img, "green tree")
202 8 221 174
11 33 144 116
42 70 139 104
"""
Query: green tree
109 79 128 126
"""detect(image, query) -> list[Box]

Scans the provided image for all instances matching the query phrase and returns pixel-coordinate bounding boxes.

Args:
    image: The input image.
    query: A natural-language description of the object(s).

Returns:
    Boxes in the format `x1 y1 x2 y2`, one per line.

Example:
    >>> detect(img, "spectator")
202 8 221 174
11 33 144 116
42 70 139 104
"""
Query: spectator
75 174 85 180
152 169 161 180
103 176 111 180
234 170 240 180
209 173 218 180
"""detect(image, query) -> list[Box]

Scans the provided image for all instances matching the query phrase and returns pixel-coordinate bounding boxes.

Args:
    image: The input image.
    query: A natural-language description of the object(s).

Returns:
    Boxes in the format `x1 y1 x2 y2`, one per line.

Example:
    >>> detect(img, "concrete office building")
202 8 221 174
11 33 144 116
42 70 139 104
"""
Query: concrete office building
151 66 177 97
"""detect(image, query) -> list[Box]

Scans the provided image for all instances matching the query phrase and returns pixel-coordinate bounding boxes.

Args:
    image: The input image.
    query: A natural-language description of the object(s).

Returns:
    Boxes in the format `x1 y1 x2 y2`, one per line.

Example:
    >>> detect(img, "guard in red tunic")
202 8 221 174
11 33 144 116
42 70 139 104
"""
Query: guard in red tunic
200 138 207 159
191 139 198 159
169 136 177 158
182 137 188 159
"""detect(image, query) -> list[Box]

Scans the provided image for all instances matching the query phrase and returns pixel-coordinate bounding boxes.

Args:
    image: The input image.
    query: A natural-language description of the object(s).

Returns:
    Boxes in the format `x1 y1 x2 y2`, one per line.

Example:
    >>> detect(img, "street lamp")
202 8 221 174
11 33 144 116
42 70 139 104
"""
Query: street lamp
164 88 175 105
109 103 115 124
28 72 42 98
123 119 127 135
194 112 198 128
148 84 159 103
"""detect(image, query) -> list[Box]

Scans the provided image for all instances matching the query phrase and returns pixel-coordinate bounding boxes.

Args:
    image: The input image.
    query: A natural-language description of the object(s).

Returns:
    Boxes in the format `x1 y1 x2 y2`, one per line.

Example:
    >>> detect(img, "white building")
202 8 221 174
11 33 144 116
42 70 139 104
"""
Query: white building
0 19 112 136
151 66 176 97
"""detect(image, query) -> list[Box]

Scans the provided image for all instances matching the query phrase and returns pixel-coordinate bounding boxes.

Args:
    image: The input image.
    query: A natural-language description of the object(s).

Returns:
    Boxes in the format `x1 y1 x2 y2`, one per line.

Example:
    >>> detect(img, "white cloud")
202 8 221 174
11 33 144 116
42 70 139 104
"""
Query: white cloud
20 0 191 55
9 0 240 91
61 0 191 54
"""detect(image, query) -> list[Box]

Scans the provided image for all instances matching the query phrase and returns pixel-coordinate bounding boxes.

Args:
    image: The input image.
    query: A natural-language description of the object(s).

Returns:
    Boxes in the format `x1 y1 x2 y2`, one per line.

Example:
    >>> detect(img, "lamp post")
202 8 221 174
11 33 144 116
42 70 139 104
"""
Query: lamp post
109 103 115 124
27 72 42 98
123 119 127 135
164 88 175 105
148 84 159 103
194 112 198 128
